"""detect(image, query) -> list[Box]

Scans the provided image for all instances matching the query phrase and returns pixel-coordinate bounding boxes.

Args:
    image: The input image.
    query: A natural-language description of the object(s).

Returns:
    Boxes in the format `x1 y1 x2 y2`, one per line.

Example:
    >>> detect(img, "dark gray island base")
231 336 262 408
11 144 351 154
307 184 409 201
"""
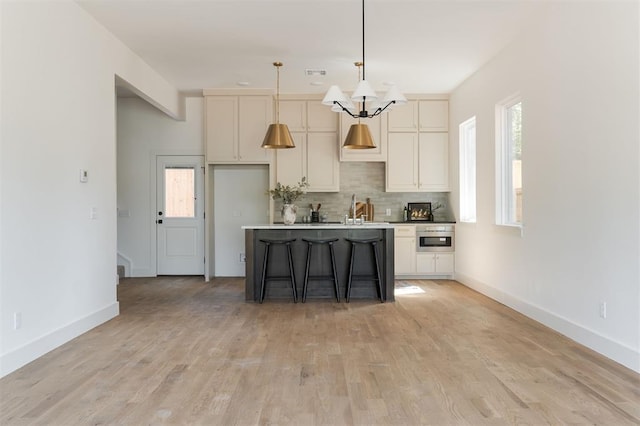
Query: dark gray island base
244 225 395 302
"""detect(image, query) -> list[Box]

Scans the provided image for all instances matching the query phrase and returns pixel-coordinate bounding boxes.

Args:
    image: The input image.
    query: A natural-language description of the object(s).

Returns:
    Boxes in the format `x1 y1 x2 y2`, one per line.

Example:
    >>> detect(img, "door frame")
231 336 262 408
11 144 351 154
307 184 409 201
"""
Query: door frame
149 150 204 277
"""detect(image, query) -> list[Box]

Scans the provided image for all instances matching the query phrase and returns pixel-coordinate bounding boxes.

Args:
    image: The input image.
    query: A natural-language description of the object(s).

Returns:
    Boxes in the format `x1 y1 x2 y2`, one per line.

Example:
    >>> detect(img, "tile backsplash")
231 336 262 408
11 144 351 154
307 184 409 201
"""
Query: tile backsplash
274 162 455 222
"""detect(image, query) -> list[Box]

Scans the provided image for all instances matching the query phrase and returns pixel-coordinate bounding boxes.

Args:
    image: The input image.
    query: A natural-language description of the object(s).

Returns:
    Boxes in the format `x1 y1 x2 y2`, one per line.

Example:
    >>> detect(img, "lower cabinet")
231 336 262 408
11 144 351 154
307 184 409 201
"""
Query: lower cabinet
394 224 454 278
394 235 416 275
416 252 454 275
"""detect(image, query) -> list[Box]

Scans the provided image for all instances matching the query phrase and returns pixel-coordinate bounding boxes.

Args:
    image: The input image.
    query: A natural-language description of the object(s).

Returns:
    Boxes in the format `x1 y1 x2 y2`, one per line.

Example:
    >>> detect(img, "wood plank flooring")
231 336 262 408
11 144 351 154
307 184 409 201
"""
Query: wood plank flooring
1 277 638 425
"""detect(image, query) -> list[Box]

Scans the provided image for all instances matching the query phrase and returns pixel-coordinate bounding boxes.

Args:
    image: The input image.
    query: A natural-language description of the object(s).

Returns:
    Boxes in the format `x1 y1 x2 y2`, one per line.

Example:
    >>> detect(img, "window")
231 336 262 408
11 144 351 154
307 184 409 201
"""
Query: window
164 167 196 218
459 116 476 223
496 95 522 226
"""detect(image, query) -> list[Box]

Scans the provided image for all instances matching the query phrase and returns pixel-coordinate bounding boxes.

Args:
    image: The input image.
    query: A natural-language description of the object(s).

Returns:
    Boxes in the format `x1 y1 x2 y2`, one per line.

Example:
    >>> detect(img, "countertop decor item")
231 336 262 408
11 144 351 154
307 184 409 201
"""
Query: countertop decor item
268 177 309 224
268 177 309 204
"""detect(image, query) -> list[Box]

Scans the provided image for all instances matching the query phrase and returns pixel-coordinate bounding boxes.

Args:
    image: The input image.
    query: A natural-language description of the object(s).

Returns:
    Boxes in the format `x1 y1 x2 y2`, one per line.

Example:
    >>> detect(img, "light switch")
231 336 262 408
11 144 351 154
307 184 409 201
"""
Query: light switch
79 169 88 183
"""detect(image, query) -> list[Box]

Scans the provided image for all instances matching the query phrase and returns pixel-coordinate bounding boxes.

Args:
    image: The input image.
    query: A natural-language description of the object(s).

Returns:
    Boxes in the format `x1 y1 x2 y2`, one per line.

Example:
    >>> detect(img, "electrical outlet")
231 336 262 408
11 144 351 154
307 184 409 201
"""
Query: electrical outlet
239 253 246 262
599 302 607 318
14 312 22 330
386 208 391 216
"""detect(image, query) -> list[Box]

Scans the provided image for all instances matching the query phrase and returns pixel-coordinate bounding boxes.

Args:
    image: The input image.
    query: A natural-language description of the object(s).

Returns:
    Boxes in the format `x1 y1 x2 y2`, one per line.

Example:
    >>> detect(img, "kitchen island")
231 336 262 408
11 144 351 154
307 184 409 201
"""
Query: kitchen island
242 223 394 302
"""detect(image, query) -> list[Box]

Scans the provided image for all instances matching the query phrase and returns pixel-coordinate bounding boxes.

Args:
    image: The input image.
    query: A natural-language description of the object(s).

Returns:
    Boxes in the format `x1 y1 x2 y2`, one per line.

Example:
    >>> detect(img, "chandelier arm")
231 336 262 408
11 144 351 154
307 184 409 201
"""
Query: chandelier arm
333 101 358 118
371 100 397 117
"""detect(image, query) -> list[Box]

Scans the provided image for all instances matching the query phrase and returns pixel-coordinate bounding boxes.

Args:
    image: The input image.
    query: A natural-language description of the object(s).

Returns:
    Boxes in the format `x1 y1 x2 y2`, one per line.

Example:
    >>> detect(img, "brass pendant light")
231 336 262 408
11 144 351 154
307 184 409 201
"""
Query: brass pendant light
344 122 376 149
262 62 295 149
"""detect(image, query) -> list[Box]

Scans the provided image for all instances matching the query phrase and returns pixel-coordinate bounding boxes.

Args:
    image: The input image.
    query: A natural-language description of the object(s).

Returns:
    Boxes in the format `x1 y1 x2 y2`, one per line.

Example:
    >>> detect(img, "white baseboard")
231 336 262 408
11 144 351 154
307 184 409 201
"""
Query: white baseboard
455 273 640 374
0 302 119 378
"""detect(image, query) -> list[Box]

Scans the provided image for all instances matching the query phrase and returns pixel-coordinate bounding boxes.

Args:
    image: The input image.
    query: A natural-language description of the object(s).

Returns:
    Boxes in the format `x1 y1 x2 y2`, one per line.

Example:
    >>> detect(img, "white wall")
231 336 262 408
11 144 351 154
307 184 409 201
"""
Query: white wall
449 2 639 372
116 97 204 277
0 1 182 377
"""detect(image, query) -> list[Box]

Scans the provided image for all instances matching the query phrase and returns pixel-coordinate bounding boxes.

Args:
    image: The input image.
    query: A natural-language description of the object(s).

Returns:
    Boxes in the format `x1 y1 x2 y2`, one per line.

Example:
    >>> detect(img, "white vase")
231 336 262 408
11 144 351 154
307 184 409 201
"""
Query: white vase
281 204 297 225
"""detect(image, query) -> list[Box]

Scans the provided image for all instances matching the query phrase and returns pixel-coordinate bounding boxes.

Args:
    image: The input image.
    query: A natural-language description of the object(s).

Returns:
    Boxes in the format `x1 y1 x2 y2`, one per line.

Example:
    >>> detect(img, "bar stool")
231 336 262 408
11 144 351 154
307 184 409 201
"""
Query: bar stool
259 238 297 303
301 238 340 302
345 237 384 303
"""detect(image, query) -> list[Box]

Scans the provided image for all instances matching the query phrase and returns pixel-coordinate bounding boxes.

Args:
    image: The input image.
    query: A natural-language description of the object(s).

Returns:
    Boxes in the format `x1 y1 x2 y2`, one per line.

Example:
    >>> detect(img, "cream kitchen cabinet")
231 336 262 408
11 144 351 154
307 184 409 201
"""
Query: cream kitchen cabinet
339 112 388 162
386 132 449 191
416 252 454 275
386 133 419 191
205 94 273 163
419 100 448 132
394 225 416 275
387 101 419 132
275 132 339 192
276 98 339 192
386 97 449 192
417 132 449 191
279 99 338 133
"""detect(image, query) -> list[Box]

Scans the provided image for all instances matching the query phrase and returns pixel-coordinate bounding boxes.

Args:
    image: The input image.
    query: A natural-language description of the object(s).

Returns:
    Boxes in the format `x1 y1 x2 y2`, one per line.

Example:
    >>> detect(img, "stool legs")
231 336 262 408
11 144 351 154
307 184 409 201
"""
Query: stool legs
259 239 297 303
370 241 383 302
345 242 356 303
345 239 384 303
286 242 298 303
302 240 340 303
259 242 271 304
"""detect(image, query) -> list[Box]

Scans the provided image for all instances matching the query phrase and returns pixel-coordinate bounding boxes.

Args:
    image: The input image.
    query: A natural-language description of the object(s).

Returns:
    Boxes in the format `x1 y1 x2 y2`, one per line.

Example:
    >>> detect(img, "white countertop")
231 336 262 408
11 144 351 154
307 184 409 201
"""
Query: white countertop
242 222 394 230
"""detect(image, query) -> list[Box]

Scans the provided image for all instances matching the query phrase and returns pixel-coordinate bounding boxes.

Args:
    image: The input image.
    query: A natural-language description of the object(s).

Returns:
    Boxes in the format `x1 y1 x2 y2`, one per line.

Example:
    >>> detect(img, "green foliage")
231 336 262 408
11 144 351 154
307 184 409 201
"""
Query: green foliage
268 177 309 204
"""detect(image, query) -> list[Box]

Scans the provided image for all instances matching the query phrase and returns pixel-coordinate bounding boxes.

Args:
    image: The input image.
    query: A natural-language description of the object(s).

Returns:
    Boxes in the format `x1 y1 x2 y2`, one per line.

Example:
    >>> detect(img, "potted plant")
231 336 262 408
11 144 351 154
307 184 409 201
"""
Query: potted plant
268 177 309 224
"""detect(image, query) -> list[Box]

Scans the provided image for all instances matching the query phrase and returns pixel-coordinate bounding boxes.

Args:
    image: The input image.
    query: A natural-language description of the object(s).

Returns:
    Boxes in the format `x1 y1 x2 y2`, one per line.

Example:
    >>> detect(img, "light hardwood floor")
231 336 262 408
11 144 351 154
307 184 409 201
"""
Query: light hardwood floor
1 277 639 425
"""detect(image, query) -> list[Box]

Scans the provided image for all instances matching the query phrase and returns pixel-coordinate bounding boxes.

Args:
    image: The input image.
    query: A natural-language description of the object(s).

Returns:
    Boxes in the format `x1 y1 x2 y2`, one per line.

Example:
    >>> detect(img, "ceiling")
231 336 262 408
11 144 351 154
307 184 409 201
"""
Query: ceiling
78 0 547 96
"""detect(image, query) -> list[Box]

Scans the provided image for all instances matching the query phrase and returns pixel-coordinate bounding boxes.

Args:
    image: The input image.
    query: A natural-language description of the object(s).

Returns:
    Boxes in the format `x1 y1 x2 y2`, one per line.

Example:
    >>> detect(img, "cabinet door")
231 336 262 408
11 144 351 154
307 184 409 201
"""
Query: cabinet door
419 100 448 132
238 96 273 163
394 237 416 274
339 113 387 162
418 133 449 191
306 133 339 192
275 133 306 186
416 253 436 273
387 101 418 132
279 100 307 132
435 253 454 274
386 133 419 191
307 102 337 132
206 96 238 162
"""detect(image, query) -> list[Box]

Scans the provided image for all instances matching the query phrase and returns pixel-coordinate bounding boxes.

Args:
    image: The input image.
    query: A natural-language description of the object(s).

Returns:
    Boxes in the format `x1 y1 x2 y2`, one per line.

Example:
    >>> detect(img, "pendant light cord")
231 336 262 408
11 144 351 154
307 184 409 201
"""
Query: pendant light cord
361 0 365 81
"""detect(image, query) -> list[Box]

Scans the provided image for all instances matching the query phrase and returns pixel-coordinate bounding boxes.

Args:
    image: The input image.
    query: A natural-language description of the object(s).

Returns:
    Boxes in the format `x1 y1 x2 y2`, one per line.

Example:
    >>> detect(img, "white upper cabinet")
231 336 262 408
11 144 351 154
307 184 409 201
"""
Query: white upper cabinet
204 91 273 164
419 100 448 132
387 101 419 132
418 133 449 191
279 100 307 132
275 97 339 192
307 102 337 132
386 97 449 192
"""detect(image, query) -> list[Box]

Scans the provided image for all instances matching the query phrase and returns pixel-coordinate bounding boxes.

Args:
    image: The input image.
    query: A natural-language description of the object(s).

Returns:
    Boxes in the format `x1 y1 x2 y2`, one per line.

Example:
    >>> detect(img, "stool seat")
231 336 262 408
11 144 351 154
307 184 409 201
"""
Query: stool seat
345 237 384 303
302 237 340 302
259 238 297 303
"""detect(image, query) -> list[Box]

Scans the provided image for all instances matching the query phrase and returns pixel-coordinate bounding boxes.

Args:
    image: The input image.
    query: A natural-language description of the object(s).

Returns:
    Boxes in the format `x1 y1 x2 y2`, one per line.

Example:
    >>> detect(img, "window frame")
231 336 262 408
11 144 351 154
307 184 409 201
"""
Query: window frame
495 94 522 228
459 116 477 223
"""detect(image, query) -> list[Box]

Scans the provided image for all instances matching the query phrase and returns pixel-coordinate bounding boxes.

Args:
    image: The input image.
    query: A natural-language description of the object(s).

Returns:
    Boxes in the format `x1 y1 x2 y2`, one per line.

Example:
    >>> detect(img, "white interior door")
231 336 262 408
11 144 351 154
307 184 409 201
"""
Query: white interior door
157 156 204 275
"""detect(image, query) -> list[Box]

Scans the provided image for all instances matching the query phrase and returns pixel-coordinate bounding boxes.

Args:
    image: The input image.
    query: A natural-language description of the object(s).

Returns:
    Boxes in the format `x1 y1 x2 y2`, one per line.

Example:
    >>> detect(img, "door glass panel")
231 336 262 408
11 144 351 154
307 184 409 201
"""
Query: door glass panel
164 167 195 218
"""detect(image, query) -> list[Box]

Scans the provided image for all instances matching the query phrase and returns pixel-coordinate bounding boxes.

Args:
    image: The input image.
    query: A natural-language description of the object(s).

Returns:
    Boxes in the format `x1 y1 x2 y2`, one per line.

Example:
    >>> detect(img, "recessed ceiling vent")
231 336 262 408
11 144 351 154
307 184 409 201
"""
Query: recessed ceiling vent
305 69 326 76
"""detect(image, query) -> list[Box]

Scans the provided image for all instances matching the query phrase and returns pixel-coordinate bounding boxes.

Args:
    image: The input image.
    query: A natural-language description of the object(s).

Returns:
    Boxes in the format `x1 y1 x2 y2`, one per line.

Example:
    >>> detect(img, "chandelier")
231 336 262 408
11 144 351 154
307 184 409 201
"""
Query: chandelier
322 0 406 149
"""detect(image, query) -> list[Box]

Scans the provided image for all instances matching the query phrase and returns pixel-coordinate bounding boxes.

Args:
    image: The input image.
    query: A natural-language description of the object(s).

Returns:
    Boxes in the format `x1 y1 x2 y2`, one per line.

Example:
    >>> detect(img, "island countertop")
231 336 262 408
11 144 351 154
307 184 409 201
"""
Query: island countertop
242 222 394 230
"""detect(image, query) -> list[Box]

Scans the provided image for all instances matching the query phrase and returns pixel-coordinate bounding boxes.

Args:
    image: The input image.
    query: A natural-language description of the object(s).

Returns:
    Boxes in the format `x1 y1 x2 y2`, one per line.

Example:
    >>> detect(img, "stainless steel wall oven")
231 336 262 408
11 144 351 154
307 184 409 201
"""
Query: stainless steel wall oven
416 225 454 252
